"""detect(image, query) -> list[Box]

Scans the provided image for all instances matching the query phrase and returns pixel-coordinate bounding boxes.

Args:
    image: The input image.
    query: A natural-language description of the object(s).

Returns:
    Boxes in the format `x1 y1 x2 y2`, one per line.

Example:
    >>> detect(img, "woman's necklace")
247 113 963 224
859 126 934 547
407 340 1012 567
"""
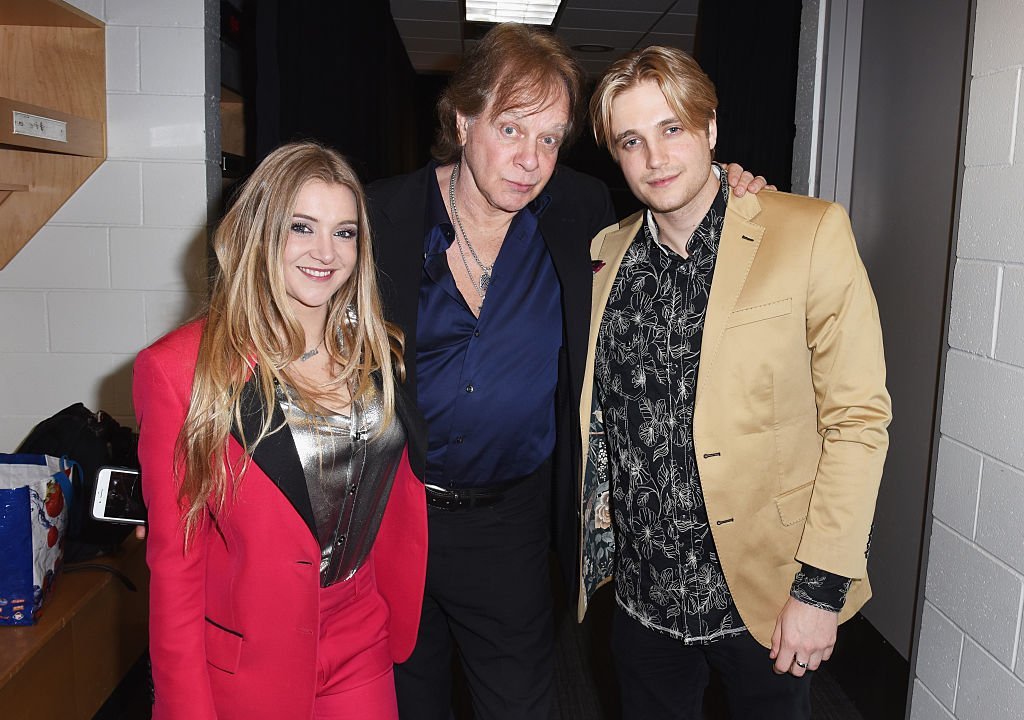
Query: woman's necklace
300 338 324 362
448 161 494 309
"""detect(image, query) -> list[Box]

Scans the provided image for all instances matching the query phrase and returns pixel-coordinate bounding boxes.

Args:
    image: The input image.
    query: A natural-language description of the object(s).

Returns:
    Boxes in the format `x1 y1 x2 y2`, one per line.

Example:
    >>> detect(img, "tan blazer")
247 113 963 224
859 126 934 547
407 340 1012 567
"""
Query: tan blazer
577 189 891 648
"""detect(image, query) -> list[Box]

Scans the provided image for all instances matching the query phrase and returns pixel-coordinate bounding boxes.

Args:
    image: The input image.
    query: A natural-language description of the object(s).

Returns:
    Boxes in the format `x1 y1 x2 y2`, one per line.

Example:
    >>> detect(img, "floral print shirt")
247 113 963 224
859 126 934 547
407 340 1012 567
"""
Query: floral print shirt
594 168 848 644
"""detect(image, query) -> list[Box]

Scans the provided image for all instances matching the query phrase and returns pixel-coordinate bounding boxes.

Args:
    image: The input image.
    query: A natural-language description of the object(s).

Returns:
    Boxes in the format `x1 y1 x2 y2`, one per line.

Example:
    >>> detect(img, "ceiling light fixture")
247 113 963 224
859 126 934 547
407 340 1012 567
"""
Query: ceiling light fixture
572 44 613 53
465 1 562 26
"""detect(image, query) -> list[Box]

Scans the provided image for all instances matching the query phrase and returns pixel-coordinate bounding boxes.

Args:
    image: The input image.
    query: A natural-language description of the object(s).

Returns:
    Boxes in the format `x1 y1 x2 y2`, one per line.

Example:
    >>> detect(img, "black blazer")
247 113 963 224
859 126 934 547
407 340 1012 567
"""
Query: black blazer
367 162 616 591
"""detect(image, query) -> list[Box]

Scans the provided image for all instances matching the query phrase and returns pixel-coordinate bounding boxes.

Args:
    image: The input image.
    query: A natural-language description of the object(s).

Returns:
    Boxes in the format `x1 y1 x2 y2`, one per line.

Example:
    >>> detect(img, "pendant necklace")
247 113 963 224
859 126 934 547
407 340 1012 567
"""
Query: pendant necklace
448 161 494 309
300 339 324 362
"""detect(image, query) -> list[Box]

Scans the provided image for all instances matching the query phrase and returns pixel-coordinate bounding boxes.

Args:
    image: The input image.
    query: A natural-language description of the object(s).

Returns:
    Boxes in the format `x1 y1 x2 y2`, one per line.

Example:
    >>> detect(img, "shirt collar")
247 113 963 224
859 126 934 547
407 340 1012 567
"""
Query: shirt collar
423 159 551 254
644 163 728 261
529 191 552 218
425 160 454 253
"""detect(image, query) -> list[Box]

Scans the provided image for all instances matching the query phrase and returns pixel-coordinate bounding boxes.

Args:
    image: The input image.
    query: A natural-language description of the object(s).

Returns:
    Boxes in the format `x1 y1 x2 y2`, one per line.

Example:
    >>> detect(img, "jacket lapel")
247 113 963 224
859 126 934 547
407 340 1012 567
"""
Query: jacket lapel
697 192 766 404
231 368 427 540
538 171 595 307
370 167 433 399
539 204 588 328
539 194 591 406
579 211 644 475
589 211 644 344
232 376 317 539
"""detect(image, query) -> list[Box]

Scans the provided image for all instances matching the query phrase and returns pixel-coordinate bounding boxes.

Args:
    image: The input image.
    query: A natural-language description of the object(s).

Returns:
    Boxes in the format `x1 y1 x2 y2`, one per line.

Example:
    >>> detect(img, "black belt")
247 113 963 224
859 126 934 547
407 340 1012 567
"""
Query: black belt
423 475 529 511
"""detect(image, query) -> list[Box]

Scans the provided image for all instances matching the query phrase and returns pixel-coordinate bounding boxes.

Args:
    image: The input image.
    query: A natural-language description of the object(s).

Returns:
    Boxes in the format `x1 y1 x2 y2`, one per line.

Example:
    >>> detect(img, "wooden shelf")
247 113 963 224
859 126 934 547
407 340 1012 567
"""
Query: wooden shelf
0 96 104 158
0 0 106 270
0 0 103 29
0 182 29 209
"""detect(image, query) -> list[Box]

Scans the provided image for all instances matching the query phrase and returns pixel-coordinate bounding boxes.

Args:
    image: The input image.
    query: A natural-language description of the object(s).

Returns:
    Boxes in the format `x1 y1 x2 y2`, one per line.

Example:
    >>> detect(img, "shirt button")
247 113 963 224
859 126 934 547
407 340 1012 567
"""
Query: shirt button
335 535 345 547
465 384 474 393
474 330 480 337
455 436 464 444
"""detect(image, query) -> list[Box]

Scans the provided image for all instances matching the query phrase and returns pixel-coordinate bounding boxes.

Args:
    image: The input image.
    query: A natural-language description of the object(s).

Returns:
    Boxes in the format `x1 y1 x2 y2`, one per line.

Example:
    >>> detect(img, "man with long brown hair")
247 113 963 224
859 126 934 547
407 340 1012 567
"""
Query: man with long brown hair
369 24 765 720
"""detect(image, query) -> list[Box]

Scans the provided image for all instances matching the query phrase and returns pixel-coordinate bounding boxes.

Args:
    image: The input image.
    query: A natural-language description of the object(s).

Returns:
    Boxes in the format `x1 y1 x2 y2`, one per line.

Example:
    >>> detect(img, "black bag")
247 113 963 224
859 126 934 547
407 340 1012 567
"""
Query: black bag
15 403 140 561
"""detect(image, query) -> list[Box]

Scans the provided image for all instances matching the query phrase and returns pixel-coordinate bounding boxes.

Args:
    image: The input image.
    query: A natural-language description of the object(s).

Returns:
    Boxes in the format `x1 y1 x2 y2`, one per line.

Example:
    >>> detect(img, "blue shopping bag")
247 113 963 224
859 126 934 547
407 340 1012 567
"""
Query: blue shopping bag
0 453 74 625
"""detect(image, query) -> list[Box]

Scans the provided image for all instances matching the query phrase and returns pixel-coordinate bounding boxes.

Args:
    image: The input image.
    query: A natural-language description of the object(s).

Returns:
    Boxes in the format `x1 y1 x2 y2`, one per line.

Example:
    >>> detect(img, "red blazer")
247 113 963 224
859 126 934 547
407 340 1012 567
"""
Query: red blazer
134 320 427 720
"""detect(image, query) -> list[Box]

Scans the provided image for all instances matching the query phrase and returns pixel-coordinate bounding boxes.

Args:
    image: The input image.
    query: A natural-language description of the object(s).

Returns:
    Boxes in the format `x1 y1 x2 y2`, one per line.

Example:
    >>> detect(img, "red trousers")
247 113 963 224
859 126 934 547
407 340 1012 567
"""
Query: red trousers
313 559 398 719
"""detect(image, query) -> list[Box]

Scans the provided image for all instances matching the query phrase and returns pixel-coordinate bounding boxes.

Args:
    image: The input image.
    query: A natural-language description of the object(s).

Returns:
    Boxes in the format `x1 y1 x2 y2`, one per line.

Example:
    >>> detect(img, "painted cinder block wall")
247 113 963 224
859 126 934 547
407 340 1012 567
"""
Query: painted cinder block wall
910 1 1024 718
0 0 211 449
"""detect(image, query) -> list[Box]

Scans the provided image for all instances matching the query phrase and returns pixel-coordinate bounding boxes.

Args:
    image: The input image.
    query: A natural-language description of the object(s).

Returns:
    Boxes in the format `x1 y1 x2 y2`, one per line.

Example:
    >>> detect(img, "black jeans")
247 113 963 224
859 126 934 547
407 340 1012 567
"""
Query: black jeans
612 604 812 720
395 466 554 720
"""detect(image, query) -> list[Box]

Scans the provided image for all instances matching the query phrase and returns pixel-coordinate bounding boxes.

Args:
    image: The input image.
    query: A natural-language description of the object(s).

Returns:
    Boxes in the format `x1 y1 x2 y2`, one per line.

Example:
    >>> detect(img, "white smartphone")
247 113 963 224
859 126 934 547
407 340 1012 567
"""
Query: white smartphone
91 466 147 525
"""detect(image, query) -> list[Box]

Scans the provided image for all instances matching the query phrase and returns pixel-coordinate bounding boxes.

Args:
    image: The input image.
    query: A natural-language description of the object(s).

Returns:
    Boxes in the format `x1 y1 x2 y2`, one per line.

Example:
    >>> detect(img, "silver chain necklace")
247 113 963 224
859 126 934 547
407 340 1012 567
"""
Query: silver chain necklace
448 161 493 307
299 338 324 362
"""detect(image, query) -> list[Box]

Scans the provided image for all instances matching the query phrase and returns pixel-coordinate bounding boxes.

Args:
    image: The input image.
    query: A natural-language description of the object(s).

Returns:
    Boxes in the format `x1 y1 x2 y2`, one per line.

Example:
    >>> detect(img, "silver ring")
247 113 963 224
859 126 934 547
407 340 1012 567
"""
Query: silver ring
795 660 808 668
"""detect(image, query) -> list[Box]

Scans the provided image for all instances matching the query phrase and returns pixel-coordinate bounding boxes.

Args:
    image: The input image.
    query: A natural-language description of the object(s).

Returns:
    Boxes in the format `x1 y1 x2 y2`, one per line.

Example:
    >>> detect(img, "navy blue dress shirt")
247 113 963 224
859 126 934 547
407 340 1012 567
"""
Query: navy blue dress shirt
415 170 562 488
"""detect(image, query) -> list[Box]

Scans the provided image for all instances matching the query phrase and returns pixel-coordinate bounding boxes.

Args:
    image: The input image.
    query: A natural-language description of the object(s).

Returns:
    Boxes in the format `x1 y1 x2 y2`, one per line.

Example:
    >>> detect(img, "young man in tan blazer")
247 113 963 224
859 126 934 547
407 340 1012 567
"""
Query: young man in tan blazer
576 46 891 719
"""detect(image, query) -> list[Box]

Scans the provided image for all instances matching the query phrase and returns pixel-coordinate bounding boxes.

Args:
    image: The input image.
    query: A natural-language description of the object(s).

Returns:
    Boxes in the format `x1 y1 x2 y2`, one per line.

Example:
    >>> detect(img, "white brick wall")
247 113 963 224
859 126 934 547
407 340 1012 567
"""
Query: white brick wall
911 0 1024 715
0 0 210 447
915 602 964 710
910 682 957 720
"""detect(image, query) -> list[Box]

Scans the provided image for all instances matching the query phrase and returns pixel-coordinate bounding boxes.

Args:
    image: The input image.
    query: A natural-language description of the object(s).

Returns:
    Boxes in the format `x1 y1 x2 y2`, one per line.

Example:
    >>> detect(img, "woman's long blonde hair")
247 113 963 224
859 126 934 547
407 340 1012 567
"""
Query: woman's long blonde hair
176 141 403 542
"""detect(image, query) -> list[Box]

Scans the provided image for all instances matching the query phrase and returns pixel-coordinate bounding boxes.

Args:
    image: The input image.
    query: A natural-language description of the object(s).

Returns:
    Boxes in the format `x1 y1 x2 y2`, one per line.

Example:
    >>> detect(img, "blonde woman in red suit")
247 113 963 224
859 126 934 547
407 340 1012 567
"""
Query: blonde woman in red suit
133 141 427 720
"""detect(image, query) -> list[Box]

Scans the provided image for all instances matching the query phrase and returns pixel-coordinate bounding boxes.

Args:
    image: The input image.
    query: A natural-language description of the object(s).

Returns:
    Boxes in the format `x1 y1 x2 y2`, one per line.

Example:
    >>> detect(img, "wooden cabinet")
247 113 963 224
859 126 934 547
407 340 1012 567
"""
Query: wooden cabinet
0 539 149 720
0 0 106 269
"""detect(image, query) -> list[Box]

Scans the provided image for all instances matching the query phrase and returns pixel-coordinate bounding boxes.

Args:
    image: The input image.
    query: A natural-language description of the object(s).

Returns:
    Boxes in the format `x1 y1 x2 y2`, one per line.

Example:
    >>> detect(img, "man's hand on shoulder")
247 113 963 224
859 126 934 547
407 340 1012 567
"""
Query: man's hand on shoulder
769 596 839 677
721 162 775 197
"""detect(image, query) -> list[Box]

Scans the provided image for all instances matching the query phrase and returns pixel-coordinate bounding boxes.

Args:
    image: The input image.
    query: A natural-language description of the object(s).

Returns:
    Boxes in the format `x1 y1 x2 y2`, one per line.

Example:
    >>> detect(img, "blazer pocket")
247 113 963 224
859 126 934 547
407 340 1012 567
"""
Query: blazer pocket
726 298 792 329
774 481 813 527
205 617 243 674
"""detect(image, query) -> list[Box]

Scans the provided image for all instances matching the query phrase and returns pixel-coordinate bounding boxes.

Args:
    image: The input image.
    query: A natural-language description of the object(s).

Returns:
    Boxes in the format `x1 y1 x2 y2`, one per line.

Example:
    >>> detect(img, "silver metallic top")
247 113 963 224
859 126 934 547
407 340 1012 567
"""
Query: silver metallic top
277 384 406 587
